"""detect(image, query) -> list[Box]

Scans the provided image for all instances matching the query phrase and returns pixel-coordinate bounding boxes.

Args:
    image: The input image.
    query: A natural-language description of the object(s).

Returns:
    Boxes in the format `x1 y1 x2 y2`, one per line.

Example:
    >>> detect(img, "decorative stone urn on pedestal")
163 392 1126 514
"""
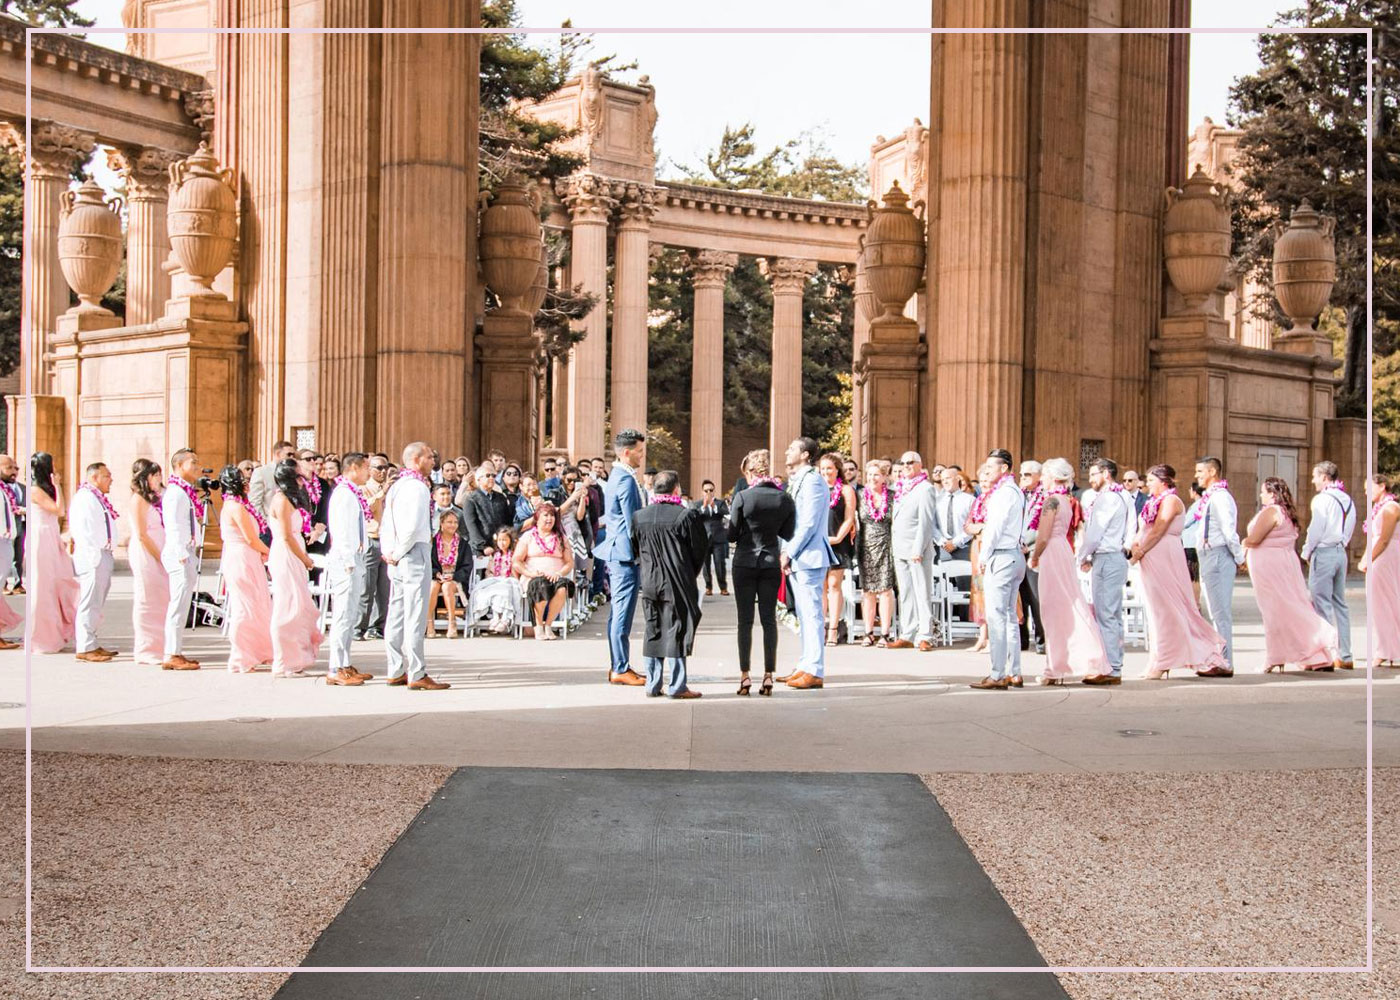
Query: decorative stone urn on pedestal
525 238 549 316
480 179 543 317
1272 199 1336 335
853 245 876 326
58 179 123 314
1164 166 1230 314
863 180 925 337
167 142 237 298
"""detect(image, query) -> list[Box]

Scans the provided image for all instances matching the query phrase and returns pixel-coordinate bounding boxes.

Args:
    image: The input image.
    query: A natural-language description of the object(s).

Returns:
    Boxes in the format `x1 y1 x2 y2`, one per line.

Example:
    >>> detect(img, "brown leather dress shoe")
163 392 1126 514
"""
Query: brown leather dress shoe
1081 673 1122 685
969 676 1010 690
385 674 408 686
609 669 646 686
347 666 373 680
774 671 799 682
0 638 20 651
408 675 450 690
95 647 119 657
76 650 114 663
1339 661 1355 669
788 673 823 689
174 654 201 667
161 657 199 670
671 689 703 699
1195 666 1234 678
885 639 915 649
916 640 934 652
1007 675 1024 687
326 667 366 686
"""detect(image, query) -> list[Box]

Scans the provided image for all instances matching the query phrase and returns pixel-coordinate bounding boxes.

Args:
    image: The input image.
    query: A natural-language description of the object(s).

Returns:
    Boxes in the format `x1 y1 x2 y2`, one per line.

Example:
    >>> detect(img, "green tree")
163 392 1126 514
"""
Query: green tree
0 0 92 27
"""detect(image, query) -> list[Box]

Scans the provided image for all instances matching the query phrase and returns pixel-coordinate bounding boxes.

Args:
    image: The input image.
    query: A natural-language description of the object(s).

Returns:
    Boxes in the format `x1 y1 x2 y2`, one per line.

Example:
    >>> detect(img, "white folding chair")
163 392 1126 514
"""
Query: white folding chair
309 553 331 631
841 571 861 640
1123 562 1150 649
465 556 493 637
934 559 979 644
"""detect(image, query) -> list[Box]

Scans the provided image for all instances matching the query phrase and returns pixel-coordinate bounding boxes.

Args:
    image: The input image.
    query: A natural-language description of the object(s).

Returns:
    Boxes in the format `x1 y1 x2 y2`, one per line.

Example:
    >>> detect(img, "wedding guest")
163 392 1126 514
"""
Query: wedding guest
382 442 449 689
842 458 863 499
296 448 331 560
933 466 974 623
25 452 78 654
500 462 524 516
1122 470 1149 516
1361 474 1400 668
597 429 648 684
427 511 471 639
819 453 858 644
1016 460 1046 654
692 480 730 597
249 439 294 520
515 474 544 530
969 450 1028 690
727 449 795 695
1028 458 1106 685
218 465 274 674
69 462 119 662
431 483 464 534
631 470 709 698
237 458 258 482
325 453 372 685
888 452 937 651
1130 465 1228 680
1078 458 1136 686
160 449 204 670
0 454 27 596
127 460 169 666
513 501 575 639
0 459 24 647
1190 456 1243 676
856 458 896 646
356 452 391 641
474 526 522 635
965 464 995 653
1243 476 1340 672
1302 461 1357 669
321 455 341 480
777 437 836 689
267 459 324 677
464 463 513 557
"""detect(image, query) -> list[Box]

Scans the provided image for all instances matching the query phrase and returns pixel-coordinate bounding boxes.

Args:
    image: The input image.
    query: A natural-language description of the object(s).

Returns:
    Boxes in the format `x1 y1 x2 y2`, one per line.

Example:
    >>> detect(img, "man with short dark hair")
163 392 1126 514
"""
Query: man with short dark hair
632 469 709 698
357 452 392 640
0 454 26 595
1078 457 1134 685
70 461 118 662
1303 459 1357 668
970 449 1026 689
160 448 204 670
597 429 647 685
1192 455 1242 676
778 436 836 689
326 452 372 685
691 479 730 596
250 439 294 517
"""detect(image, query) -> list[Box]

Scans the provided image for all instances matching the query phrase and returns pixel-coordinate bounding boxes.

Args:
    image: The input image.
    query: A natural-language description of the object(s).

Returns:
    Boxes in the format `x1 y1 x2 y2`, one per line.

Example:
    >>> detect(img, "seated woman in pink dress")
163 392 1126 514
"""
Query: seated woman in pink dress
1361 473 1400 668
1028 457 1108 685
1243 477 1339 672
26 452 79 654
267 459 324 676
218 464 275 673
512 502 575 640
1129 464 1228 679
126 458 170 666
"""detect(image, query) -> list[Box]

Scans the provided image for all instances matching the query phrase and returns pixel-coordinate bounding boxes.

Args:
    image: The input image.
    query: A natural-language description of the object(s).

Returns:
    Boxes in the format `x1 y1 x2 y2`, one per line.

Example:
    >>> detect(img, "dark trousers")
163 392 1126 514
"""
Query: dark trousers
733 564 781 674
357 536 390 635
1018 566 1044 649
702 539 728 591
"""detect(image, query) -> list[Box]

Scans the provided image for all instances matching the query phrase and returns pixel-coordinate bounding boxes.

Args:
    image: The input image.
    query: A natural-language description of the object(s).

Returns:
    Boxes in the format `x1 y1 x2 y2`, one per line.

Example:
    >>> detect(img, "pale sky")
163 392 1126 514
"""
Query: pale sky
69 0 1297 190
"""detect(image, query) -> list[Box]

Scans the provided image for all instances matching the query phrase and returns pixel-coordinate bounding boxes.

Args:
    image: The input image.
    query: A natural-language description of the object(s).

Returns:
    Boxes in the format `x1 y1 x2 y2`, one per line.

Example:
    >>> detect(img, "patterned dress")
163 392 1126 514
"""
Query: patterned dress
857 492 895 591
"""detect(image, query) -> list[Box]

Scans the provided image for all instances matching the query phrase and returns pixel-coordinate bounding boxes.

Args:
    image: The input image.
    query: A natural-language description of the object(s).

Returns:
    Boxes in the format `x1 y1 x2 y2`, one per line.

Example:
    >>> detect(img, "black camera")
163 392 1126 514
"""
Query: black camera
196 468 221 494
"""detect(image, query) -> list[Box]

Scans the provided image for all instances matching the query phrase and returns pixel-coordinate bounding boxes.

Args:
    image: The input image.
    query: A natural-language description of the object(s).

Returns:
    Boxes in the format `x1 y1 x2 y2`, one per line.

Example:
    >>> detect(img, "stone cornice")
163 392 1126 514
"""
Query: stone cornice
0 15 208 97
659 180 868 228
1149 334 1343 378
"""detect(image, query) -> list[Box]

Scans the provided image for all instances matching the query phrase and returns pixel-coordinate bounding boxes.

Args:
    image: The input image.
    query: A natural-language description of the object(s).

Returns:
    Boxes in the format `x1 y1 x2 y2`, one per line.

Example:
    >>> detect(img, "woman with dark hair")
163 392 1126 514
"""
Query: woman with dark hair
267 458 323 675
26 452 79 653
1361 473 1400 668
1129 464 1228 679
219 464 274 673
127 459 169 665
512 500 575 639
727 448 796 694
818 452 857 645
427 509 472 639
1243 476 1339 672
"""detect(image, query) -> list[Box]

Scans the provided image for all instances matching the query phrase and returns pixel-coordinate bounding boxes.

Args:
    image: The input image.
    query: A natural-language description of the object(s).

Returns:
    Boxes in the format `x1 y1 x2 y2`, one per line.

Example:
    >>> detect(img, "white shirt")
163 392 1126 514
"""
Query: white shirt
1302 485 1357 559
69 486 115 572
381 475 431 562
1077 486 1135 561
1198 486 1243 562
160 481 199 567
932 489 974 550
327 481 368 569
0 483 17 539
979 478 1026 554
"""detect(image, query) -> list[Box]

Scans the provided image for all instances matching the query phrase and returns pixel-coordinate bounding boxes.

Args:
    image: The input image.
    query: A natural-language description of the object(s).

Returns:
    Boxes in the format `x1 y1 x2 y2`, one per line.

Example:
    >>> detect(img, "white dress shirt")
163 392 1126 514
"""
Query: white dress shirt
932 488 974 550
328 482 368 570
1077 486 1135 561
0 483 16 540
160 482 199 566
69 486 115 573
1302 486 1357 559
979 478 1026 554
381 475 431 562
1198 486 1244 562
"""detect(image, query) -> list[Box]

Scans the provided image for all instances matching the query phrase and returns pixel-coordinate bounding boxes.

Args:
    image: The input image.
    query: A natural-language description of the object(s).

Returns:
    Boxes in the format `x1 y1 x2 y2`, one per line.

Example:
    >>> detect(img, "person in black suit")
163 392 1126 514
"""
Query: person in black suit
1123 469 1150 516
726 448 797 696
464 463 514 557
295 450 332 583
691 479 730 596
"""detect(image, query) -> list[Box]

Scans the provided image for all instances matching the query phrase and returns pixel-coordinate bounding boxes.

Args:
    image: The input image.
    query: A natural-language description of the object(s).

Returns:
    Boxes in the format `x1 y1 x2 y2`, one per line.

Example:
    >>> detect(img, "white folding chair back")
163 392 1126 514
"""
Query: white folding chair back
933 559 979 644
309 553 331 631
1123 562 1149 648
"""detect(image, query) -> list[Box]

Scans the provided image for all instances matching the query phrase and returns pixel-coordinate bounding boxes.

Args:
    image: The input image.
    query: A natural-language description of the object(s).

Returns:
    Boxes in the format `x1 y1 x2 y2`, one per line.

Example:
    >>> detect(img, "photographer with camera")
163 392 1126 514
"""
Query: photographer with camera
160 448 207 670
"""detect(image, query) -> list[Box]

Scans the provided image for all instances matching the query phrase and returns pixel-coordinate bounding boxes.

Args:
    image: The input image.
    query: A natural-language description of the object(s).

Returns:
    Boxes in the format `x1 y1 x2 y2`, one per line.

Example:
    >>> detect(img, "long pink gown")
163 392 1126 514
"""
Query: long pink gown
1036 498 1108 679
220 503 274 673
268 518 323 675
26 500 78 654
1136 506 1228 677
128 499 170 666
1366 500 1400 663
1245 508 1337 669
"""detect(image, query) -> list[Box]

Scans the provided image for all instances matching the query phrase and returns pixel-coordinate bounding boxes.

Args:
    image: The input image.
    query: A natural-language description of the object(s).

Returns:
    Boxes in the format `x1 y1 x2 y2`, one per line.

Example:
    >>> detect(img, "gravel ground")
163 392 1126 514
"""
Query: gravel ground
2 751 450 999
926 768 1397 999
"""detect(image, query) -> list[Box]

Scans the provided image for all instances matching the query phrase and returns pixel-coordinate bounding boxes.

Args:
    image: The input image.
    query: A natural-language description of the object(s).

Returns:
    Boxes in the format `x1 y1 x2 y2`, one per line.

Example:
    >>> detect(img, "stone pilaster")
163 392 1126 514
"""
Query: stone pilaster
109 146 182 327
762 257 816 461
478 311 542 473
557 173 615 460
610 183 658 437
689 250 736 493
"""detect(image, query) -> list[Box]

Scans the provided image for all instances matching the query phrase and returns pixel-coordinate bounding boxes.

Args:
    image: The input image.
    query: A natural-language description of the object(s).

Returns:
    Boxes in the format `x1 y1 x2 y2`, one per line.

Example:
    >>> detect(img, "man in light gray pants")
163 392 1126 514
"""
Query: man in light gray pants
381 443 450 691
1078 458 1135 685
1302 461 1357 668
1192 457 1243 676
969 450 1027 689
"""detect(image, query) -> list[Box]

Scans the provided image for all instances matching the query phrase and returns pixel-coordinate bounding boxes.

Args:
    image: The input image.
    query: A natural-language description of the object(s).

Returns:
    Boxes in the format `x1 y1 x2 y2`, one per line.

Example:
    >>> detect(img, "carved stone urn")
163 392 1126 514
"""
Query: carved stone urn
524 238 549 316
1272 199 1336 335
479 179 543 317
167 142 237 297
863 180 925 329
853 244 876 325
1163 166 1230 313
58 179 123 314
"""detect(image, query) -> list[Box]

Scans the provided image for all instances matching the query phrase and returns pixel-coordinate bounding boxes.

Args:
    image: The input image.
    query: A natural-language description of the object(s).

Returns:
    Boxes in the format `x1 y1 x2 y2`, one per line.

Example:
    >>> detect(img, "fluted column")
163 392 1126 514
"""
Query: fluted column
110 146 181 327
550 354 569 447
558 173 614 459
762 257 816 461
689 250 736 492
610 184 657 437
850 256 873 465
933 2 1030 461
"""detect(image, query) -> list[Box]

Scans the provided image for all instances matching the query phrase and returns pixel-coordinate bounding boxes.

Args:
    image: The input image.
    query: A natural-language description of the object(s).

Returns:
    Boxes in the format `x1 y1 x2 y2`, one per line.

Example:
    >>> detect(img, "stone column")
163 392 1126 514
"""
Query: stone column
689 250 736 492
558 173 614 460
550 353 569 447
610 184 658 437
110 146 181 327
763 257 816 460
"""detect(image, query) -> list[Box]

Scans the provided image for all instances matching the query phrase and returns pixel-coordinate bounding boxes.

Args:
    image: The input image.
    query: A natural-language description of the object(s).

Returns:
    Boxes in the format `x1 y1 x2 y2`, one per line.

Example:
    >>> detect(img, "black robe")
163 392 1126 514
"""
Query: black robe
631 501 709 659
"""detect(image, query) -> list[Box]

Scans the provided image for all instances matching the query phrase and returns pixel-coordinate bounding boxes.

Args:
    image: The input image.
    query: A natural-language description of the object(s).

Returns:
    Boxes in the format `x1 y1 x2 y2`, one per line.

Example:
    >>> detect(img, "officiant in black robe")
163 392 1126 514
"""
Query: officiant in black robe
631 470 710 699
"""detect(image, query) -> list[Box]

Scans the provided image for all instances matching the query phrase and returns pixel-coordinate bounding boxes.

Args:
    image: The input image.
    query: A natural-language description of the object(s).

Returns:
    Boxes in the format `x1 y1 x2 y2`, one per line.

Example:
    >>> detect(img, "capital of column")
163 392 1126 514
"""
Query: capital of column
556 172 616 225
690 249 738 289
107 145 183 201
761 256 817 295
612 181 660 229
26 121 97 181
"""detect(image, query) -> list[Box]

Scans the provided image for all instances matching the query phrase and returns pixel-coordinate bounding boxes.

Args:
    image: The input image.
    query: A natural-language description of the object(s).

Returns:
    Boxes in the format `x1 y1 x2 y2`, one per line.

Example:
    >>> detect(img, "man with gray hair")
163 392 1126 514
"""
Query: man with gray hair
1077 457 1135 685
887 451 938 651
970 449 1027 688
1302 460 1356 668
381 441 449 690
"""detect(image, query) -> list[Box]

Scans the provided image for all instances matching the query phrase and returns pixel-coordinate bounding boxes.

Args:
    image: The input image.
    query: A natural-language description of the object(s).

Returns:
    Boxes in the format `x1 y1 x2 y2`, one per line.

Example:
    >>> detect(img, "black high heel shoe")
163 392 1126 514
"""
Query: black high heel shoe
737 674 751 696
760 673 774 696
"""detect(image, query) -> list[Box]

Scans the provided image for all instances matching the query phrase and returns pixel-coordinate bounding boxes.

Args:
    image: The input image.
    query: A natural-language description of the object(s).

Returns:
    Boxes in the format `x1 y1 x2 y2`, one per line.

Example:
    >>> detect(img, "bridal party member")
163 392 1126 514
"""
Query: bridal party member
267 458 323 676
1361 474 1400 668
127 459 169 666
25 452 78 654
1129 465 1229 680
218 465 275 674
69 462 120 662
1027 458 1107 685
0 454 21 648
1243 477 1339 672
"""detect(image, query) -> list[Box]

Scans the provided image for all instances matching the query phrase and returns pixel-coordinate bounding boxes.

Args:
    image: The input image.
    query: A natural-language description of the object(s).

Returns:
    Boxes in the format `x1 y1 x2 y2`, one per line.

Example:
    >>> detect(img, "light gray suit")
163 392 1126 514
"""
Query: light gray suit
1077 486 1135 675
249 463 278 518
891 478 937 643
1197 487 1244 668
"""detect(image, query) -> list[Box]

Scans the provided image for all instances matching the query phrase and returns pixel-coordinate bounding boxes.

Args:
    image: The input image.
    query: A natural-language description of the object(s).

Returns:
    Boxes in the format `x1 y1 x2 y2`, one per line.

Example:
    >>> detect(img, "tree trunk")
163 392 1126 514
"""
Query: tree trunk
1342 303 1366 416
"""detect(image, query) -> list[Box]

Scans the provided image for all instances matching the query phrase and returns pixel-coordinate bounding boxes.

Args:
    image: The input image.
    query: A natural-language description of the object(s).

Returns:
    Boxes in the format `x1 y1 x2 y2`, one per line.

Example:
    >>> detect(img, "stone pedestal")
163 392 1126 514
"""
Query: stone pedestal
689 250 736 492
51 311 123 486
763 257 816 460
477 311 542 473
1272 330 1335 358
1161 314 1230 342
859 338 923 463
610 186 657 437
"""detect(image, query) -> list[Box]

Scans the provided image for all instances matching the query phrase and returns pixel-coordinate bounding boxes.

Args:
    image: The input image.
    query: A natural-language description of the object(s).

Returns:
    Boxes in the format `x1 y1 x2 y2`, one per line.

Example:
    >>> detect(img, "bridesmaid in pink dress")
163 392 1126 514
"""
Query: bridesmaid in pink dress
1028 457 1108 684
126 459 170 666
25 453 79 654
1361 474 1400 668
1243 477 1339 672
267 459 323 676
1130 464 1228 679
218 465 275 673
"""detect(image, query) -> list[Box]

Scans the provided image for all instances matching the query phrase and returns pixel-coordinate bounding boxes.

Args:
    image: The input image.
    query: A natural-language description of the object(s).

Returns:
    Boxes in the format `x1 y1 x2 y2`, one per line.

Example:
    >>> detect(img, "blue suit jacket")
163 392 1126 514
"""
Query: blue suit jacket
781 467 836 571
594 467 642 563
